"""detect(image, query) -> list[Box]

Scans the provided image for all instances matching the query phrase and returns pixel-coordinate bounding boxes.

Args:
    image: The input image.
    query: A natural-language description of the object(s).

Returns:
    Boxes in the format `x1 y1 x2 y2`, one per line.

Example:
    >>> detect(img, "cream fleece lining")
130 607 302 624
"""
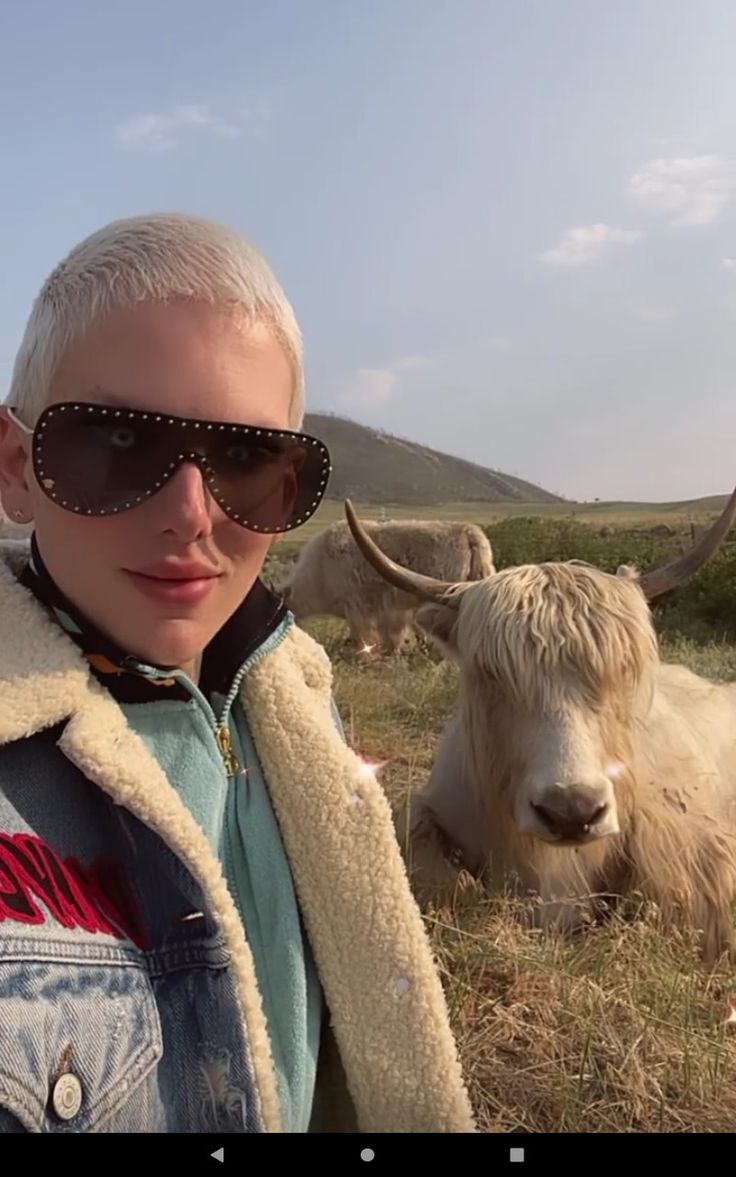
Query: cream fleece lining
242 628 477 1131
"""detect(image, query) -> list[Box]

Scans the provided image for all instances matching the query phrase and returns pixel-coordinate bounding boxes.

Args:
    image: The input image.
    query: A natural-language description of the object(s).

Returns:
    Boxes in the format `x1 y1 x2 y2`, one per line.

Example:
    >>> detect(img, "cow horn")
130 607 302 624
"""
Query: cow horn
343 499 462 604
637 482 736 600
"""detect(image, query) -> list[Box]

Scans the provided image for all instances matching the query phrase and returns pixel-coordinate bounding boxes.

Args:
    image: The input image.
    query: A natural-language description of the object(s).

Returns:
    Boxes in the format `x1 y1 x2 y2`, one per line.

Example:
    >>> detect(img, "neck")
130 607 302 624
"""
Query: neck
181 653 202 684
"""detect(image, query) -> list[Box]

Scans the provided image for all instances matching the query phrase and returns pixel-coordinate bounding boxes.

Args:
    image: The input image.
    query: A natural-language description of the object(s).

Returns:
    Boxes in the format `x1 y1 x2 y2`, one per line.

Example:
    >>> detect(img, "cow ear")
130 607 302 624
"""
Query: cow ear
415 602 460 656
615 563 639 580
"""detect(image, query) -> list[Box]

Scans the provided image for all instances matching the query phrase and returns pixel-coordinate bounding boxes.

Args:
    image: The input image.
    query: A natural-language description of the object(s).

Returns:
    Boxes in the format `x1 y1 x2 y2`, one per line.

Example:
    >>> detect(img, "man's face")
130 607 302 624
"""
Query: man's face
0 301 295 672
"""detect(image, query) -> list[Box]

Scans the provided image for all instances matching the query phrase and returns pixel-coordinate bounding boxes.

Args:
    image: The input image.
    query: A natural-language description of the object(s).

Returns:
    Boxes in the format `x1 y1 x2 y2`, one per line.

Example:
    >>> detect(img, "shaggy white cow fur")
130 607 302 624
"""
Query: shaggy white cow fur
281 517 494 654
343 496 736 963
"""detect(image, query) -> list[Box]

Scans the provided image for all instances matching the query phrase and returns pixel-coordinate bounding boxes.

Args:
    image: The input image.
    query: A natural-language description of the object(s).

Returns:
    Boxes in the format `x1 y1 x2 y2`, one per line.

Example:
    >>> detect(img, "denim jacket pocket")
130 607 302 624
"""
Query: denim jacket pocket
0 942 164 1133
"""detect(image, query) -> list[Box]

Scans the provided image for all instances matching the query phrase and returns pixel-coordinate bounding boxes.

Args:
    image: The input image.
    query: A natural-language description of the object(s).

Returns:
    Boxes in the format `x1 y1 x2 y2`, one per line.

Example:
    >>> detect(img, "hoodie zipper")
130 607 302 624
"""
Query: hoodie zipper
127 614 293 778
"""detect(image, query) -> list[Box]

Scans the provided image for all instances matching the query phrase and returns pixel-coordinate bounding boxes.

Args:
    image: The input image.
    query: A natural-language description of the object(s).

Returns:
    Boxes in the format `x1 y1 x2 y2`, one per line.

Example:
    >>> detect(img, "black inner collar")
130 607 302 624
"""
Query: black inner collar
19 532 287 704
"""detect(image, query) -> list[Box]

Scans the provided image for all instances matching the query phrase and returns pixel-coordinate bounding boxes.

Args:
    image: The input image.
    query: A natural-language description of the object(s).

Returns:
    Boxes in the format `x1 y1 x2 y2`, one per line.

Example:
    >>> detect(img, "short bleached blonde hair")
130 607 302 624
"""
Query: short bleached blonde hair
4 211 305 428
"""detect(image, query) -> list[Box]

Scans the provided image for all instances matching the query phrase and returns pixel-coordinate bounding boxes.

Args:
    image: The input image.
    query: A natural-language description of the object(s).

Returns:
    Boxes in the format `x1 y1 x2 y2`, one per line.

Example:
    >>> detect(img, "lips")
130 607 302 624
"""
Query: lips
132 564 220 581
126 565 221 605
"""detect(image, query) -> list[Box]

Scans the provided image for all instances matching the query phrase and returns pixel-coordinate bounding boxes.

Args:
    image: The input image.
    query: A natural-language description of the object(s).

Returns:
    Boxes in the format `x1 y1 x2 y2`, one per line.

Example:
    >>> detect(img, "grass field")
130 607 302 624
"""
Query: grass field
300 618 736 1133
271 496 733 562
305 494 733 531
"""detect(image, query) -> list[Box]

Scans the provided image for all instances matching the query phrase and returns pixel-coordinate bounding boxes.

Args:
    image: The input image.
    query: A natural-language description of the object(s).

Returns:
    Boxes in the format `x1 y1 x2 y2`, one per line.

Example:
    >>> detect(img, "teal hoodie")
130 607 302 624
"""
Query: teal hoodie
116 623 325 1134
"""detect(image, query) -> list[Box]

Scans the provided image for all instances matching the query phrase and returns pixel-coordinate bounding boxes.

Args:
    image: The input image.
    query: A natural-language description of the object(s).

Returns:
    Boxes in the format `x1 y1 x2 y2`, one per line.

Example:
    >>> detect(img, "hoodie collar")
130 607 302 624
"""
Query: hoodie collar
18 532 287 704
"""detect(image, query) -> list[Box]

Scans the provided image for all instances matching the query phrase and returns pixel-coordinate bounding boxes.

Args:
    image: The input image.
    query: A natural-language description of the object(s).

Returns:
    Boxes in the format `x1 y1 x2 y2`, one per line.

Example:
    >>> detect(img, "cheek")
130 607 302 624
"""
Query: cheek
32 506 132 564
216 521 275 566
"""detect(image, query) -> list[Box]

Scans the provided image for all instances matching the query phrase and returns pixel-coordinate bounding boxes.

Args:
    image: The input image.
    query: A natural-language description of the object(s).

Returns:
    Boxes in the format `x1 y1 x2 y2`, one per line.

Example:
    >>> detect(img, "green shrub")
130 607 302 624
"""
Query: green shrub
484 517 736 642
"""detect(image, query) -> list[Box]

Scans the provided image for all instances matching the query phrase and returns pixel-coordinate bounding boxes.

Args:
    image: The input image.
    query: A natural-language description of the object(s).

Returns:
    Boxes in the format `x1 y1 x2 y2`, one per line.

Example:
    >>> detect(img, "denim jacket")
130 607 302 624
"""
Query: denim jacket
0 539 476 1134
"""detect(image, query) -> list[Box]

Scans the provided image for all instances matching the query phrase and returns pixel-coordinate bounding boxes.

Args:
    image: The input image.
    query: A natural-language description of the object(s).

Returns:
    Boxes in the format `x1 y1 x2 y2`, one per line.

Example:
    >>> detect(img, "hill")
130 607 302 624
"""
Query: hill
303 413 562 505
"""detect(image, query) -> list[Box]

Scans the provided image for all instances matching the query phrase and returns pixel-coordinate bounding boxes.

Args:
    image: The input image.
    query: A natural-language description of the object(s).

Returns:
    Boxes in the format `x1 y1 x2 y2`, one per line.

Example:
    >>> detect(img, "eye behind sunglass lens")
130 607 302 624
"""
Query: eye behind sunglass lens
31 402 332 532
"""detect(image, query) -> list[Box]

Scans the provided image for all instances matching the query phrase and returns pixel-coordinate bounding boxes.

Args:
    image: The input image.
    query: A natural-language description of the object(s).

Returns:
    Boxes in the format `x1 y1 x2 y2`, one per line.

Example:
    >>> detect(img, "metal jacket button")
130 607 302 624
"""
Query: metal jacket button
51 1073 83 1120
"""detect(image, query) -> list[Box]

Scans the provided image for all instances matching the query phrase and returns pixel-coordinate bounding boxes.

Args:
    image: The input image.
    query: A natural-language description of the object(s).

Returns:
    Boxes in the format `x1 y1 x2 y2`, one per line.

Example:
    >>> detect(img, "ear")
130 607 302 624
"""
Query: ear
0 408 35 520
615 563 639 580
415 602 460 658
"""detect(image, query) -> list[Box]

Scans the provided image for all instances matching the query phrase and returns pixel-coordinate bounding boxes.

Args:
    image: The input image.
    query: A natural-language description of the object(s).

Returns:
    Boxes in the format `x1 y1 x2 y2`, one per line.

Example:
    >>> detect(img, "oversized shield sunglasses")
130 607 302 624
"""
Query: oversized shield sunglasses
6 401 332 533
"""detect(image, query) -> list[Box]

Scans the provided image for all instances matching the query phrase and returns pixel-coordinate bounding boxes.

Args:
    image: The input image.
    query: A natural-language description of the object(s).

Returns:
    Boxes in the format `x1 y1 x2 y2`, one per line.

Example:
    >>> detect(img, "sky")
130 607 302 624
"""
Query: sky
1 0 736 502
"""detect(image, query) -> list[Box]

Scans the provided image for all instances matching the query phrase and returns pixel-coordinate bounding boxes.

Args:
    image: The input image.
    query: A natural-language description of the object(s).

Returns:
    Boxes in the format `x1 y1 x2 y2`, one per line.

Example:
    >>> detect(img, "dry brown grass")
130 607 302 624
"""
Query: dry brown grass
305 617 736 1134
431 897 736 1132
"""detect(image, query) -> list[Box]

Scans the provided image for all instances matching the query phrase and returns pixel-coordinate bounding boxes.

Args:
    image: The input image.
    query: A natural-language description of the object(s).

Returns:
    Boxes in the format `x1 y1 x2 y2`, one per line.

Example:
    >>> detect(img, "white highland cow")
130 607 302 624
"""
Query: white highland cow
344 494 736 963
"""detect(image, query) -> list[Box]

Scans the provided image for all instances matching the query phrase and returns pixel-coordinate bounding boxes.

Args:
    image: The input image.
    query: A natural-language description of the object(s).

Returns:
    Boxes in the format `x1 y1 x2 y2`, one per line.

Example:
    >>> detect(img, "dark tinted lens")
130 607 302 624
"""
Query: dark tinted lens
207 434 330 532
33 408 171 514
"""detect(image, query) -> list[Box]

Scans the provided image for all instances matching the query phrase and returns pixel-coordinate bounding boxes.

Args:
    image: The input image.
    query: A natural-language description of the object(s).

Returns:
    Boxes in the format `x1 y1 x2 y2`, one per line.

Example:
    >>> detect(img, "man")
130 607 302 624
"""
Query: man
0 213 476 1134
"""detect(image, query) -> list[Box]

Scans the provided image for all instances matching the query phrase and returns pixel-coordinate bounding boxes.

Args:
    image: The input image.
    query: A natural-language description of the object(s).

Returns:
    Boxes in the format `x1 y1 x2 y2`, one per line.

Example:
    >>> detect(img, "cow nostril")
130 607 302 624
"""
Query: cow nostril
532 798 609 838
531 802 560 833
586 802 608 830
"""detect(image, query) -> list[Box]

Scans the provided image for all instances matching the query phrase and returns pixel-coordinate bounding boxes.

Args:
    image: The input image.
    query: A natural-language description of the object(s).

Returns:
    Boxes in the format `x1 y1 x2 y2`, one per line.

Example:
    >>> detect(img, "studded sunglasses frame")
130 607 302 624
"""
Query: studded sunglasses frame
5 401 332 534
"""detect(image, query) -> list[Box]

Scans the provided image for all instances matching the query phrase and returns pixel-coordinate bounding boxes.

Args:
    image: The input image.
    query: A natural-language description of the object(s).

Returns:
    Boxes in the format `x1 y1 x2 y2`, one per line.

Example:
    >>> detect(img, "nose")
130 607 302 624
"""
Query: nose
531 786 609 841
154 461 216 539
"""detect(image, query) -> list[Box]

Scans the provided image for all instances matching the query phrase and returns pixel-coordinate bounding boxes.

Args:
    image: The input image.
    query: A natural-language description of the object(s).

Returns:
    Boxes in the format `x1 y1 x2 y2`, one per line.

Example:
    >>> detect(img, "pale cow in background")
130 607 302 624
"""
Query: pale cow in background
344 493 736 963
281 517 495 653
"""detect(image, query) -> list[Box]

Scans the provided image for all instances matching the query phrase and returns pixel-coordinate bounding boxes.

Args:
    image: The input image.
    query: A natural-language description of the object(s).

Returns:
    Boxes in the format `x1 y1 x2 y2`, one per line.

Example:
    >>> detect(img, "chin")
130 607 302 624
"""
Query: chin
130 619 213 669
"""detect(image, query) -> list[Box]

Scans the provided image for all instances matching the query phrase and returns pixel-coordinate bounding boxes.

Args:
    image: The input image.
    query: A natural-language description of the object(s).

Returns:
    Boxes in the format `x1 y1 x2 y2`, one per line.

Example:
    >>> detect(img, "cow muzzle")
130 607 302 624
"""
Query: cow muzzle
521 782 619 844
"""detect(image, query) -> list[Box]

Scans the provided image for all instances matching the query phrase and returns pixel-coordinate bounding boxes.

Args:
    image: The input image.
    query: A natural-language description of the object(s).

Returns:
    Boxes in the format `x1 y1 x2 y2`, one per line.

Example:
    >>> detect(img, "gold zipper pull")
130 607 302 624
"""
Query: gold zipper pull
216 725 240 776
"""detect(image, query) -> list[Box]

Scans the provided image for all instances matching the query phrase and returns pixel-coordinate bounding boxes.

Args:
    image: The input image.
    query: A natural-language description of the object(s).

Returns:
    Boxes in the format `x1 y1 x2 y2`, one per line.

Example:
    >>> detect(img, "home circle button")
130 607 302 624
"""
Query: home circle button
51 1073 83 1121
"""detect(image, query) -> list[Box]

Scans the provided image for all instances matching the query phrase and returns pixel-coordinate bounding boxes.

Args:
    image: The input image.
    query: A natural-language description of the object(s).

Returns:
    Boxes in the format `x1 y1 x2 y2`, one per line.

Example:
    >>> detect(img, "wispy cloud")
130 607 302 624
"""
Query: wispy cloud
481 334 513 352
626 155 736 226
339 355 432 409
114 103 267 152
624 295 676 323
539 223 642 267
722 257 736 270
650 134 694 151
